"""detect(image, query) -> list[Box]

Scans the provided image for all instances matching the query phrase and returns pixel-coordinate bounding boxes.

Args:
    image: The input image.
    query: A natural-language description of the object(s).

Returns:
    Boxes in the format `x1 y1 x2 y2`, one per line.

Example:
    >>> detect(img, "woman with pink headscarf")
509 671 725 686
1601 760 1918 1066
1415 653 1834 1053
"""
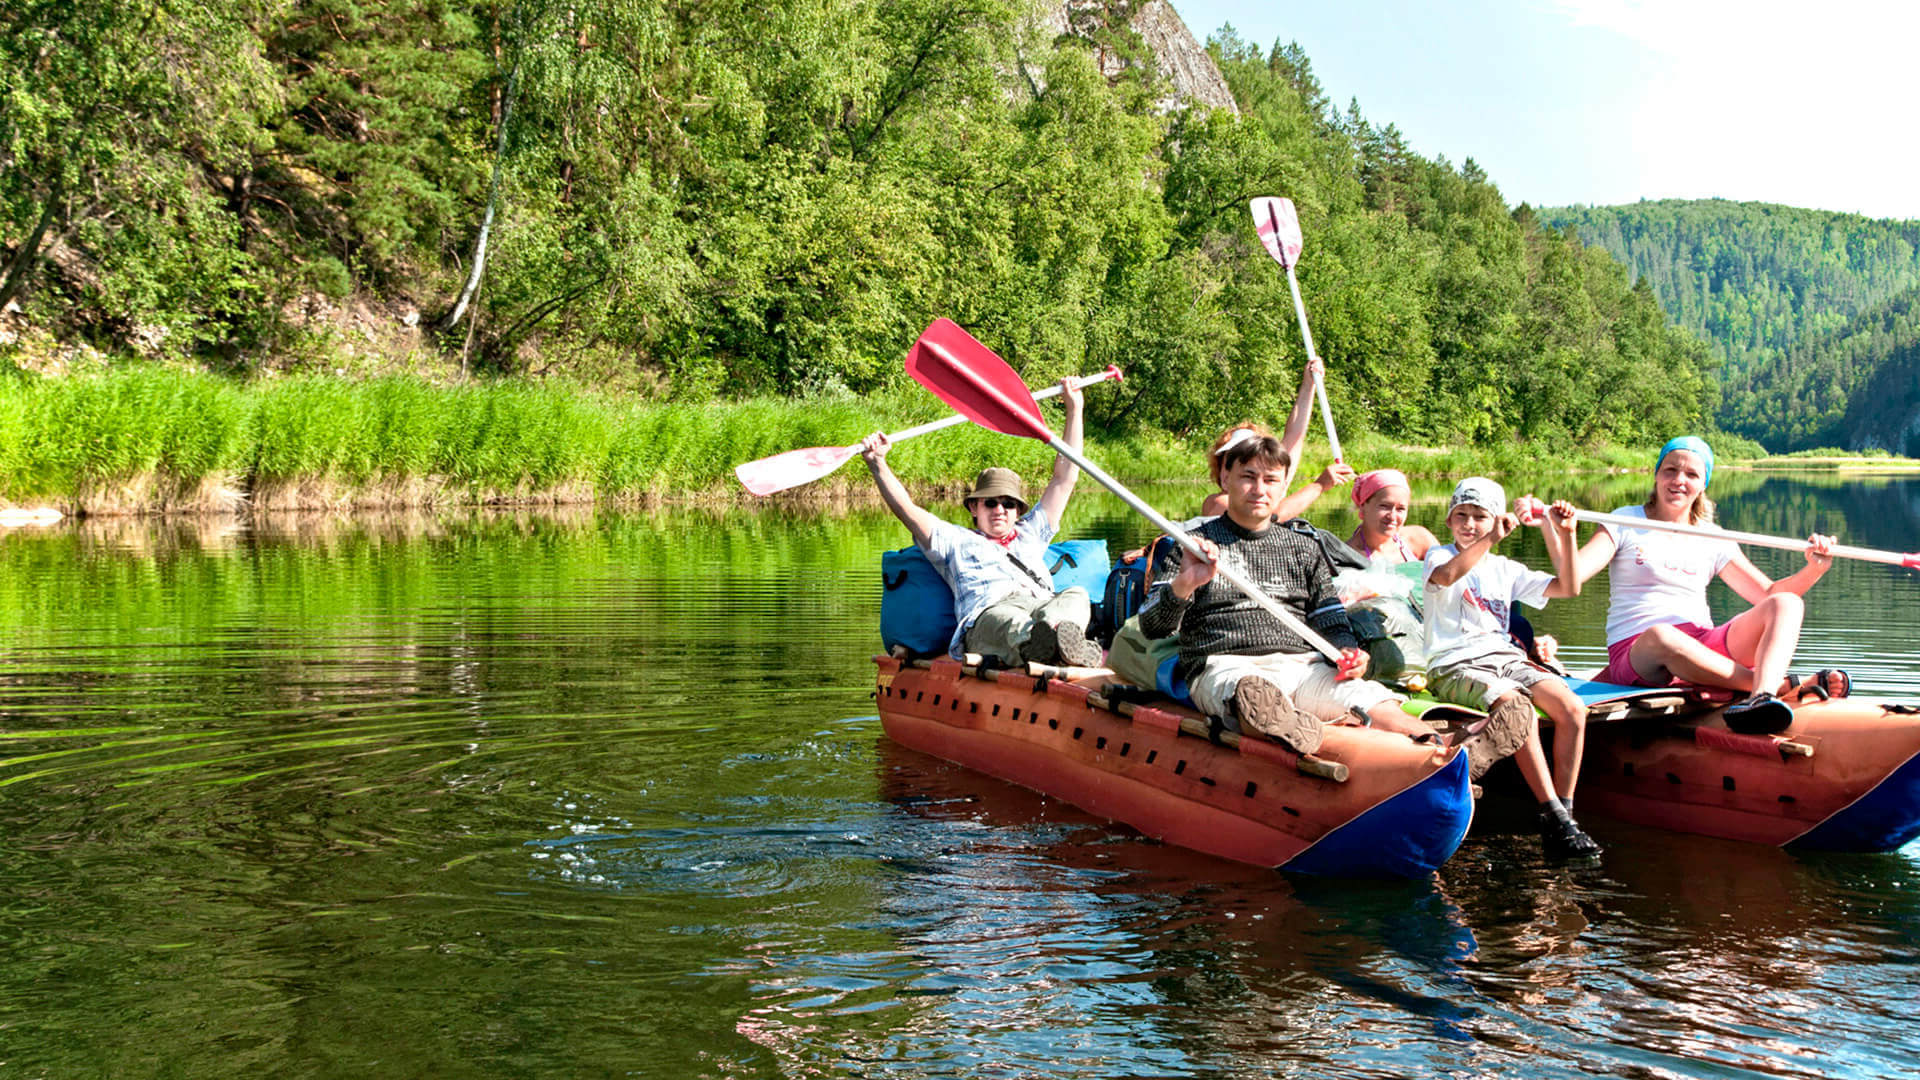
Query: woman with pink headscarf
1345 469 1439 568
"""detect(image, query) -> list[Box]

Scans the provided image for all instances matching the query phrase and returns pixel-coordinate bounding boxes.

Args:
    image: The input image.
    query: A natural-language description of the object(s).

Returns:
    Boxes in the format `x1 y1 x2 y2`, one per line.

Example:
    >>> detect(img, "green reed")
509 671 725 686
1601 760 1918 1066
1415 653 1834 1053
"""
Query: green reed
0 365 1763 512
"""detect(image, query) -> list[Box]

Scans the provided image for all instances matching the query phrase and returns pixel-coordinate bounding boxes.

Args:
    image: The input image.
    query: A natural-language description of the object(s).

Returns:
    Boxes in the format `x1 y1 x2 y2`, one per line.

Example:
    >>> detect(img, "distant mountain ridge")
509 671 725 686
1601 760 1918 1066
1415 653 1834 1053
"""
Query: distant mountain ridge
1538 198 1920 450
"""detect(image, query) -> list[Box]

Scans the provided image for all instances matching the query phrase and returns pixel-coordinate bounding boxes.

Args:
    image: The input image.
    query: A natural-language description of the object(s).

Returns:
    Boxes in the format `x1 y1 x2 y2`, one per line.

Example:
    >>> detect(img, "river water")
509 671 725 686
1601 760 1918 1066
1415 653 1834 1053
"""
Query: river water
0 472 1916 1078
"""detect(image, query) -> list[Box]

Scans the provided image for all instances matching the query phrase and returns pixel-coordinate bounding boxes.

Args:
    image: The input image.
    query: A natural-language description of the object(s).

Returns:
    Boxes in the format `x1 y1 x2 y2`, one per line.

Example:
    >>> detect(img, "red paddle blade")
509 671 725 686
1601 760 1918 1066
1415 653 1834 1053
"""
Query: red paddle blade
1250 196 1302 268
734 443 859 496
905 319 1051 442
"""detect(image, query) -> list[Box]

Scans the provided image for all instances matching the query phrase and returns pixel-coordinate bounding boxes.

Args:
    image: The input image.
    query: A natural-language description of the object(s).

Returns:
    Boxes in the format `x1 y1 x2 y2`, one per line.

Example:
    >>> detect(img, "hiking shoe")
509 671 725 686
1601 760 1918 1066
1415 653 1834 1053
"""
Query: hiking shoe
1233 677 1322 755
1463 695 1537 780
1051 622 1104 667
1538 810 1603 862
1724 692 1793 735
1024 620 1102 667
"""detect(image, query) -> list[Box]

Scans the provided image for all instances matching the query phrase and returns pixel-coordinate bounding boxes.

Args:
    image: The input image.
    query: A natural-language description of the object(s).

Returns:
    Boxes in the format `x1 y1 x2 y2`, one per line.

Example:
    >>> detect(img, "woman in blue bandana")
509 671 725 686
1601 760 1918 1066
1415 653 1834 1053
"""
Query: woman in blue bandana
1570 436 1842 733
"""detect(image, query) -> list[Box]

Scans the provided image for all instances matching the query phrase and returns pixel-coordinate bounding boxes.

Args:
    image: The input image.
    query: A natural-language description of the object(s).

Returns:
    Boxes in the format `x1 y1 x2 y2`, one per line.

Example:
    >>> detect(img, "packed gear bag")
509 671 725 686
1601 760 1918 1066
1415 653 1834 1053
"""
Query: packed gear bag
1106 614 1189 703
880 539 1111 658
1336 562 1427 683
1096 536 1178 643
880 546 960 657
1046 539 1111 600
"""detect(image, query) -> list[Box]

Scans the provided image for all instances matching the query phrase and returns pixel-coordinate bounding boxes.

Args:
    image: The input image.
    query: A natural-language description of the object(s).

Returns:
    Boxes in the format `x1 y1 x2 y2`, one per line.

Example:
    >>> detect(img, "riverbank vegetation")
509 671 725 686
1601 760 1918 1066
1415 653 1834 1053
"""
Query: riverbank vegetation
2 366 1716 514
1 0 1727 513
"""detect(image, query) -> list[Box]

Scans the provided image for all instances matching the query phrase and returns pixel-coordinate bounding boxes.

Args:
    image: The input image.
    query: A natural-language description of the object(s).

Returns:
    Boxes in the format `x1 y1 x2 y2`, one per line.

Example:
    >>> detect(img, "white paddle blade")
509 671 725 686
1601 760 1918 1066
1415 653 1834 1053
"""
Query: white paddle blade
734 443 859 497
1250 197 1303 268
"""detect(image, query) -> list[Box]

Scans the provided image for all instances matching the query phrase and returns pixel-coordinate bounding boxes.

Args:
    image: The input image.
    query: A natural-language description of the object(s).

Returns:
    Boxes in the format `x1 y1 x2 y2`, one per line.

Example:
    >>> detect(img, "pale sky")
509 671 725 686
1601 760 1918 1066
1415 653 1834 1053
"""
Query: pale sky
1171 0 1920 221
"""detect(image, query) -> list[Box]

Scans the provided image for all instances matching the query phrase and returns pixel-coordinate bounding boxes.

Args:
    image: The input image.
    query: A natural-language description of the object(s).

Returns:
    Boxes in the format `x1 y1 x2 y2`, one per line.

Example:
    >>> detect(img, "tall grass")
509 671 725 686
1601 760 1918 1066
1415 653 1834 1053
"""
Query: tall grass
0 364 1798 514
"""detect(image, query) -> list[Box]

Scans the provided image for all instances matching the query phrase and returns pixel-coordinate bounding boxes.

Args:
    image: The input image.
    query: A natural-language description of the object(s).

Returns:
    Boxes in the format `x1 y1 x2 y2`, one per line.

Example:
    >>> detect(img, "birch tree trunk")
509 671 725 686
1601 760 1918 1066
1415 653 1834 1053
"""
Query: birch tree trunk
438 58 521 332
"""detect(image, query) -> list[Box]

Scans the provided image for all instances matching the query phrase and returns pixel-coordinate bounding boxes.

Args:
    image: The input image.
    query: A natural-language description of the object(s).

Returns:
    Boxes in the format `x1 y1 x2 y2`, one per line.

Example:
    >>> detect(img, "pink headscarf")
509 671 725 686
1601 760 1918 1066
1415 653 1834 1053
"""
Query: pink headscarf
1351 469 1410 509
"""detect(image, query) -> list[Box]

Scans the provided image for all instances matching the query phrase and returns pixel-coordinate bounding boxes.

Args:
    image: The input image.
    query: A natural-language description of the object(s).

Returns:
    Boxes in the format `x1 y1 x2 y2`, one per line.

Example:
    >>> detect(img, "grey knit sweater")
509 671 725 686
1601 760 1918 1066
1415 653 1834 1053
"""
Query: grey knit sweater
1138 516 1359 684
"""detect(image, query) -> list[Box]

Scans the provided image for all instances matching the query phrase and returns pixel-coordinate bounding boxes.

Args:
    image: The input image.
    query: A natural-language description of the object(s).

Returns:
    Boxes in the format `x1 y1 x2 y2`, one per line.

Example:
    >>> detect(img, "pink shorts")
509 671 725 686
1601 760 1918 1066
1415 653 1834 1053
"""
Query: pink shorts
1603 621 1733 687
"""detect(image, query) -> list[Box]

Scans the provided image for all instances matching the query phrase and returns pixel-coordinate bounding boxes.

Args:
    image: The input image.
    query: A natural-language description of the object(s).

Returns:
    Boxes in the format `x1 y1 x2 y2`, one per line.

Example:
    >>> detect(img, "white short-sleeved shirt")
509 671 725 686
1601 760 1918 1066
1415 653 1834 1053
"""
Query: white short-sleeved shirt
1599 505 1738 644
1421 544 1555 668
919 507 1058 657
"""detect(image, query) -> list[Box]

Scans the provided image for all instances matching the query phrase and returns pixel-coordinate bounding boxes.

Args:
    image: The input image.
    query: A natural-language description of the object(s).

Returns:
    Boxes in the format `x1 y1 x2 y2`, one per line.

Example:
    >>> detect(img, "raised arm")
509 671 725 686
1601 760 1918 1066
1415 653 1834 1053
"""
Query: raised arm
1272 460 1354 521
862 432 941 548
1277 355 1322 485
1541 500 1581 599
1036 377 1084 527
1426 513 1517 587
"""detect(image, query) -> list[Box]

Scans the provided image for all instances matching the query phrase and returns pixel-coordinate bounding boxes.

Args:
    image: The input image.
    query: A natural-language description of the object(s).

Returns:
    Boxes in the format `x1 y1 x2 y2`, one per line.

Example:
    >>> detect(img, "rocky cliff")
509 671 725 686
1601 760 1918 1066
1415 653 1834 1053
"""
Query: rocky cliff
1044 1 1238 115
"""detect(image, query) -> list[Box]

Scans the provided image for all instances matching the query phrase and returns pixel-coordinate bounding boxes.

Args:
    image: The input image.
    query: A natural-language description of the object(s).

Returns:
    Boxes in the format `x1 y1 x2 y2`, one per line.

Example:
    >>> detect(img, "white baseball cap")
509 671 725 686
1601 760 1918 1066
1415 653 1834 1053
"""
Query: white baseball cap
1448 477 1507 518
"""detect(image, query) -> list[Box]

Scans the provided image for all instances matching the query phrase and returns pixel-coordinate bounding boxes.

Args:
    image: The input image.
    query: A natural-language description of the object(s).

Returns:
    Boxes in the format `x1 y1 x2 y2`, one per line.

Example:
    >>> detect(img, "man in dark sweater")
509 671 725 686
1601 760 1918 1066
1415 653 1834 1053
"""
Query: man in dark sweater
1138 433 1433 754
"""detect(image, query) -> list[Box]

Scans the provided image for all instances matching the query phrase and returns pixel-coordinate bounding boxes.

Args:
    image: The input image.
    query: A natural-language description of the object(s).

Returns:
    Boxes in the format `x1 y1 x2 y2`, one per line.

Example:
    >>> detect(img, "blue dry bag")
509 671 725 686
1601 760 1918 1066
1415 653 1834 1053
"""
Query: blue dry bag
880 546 959 657
879 539 1111 657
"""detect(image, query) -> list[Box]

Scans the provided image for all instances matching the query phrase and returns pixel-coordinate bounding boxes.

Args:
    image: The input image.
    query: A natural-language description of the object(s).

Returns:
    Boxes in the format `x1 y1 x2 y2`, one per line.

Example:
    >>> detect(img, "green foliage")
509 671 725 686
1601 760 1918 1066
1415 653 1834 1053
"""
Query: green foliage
1717 286 1920 451
0 367 249 496
0 0 276 348
5 3 1718 465
1540 199 1920 451
1540 199 1920 382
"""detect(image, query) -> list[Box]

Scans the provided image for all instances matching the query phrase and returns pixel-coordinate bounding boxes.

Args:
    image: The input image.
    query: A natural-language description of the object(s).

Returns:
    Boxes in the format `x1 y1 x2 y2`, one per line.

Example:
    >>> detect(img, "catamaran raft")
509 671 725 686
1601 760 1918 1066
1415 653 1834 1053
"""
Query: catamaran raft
875 654 1920 876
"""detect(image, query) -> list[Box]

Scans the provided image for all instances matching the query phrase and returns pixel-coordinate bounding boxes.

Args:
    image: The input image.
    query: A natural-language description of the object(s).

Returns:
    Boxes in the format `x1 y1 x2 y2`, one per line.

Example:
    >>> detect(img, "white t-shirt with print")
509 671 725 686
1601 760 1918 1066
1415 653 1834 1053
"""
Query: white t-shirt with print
1421 544 1555 669
1599 505 1738 644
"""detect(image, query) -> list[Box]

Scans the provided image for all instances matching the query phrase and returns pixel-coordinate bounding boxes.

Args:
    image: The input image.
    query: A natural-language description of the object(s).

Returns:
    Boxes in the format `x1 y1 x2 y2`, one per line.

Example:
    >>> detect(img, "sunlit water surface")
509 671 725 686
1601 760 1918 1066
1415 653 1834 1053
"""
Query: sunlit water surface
0 472 1915 1078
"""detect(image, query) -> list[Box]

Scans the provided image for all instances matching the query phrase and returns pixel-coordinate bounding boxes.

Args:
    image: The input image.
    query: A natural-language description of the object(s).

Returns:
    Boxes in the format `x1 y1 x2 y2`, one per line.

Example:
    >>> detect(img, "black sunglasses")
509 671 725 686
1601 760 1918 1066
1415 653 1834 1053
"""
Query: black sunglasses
975 497 1023 510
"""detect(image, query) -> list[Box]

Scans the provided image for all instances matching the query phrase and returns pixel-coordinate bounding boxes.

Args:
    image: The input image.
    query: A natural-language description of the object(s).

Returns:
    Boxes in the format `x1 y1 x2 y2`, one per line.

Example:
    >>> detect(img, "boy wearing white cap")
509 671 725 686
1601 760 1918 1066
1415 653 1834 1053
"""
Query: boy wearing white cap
1423 477 1600 860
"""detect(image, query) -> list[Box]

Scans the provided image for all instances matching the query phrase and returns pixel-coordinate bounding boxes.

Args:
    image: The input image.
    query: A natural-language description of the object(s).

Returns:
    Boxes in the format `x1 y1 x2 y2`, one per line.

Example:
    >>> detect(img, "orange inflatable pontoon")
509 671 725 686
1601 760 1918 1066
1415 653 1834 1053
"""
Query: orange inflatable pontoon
875 656 1474 877
1411 684 1920 851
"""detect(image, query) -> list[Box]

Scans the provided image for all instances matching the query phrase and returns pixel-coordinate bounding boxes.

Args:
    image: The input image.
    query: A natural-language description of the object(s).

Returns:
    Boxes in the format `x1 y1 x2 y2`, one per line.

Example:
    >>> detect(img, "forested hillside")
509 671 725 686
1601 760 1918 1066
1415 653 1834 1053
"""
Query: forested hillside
1830 292 1920 455
1541 199 1920 451
1540 200 1920 383
1718 286 1920 451
0 0 1710 449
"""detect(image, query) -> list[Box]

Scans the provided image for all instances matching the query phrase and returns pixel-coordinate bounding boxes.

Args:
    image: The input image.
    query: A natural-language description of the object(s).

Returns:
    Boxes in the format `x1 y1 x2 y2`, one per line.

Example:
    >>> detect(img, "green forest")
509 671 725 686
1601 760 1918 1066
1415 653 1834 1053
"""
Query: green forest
1716 288 1920 452
2 0 1715 502
1541 199 1920 452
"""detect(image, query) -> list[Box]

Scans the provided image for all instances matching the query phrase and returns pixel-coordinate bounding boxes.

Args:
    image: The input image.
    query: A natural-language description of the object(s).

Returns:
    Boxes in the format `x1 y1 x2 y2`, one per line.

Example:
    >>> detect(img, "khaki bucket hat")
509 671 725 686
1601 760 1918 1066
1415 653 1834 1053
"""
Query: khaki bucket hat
963 467 1027 511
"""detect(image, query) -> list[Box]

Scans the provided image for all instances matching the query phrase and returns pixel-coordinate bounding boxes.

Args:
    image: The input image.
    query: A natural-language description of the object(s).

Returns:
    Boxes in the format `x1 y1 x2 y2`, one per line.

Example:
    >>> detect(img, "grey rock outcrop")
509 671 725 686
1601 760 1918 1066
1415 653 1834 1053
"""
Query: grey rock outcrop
1039 1 1238 116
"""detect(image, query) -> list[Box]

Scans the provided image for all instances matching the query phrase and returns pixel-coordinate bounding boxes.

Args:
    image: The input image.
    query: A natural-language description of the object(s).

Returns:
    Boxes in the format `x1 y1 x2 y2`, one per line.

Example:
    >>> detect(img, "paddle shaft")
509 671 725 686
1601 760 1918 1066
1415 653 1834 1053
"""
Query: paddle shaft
1043 435 1346 663
1574 507 1920 569
1282 263 1343 462
886 366 1115 445
1261 199 1342 463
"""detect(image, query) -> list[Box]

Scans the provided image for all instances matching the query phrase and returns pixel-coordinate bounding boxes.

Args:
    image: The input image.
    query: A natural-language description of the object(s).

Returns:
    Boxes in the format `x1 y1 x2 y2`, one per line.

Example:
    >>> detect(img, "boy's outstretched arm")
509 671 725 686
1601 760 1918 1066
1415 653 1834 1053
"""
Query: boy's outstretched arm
1542 500 1581 598
1426 513 1517 587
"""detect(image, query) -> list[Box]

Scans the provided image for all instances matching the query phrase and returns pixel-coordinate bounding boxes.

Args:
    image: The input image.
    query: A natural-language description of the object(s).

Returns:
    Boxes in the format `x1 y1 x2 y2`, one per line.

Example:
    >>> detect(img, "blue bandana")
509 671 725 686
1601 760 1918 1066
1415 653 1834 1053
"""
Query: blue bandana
1656 436 1714 488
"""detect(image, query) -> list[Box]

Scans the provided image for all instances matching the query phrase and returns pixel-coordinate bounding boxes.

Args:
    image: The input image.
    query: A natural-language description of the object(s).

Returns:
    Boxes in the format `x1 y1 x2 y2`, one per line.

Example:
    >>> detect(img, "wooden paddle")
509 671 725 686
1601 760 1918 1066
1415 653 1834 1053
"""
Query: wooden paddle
734 364 1121 496
906 317 1350 666
1515 498 1920 570
1251 196 1342 462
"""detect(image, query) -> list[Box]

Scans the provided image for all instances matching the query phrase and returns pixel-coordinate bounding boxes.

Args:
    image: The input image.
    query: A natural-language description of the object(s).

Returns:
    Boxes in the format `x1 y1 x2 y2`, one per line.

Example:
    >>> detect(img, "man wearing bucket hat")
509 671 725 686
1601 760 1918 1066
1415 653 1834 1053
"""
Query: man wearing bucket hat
860 378 1101 667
